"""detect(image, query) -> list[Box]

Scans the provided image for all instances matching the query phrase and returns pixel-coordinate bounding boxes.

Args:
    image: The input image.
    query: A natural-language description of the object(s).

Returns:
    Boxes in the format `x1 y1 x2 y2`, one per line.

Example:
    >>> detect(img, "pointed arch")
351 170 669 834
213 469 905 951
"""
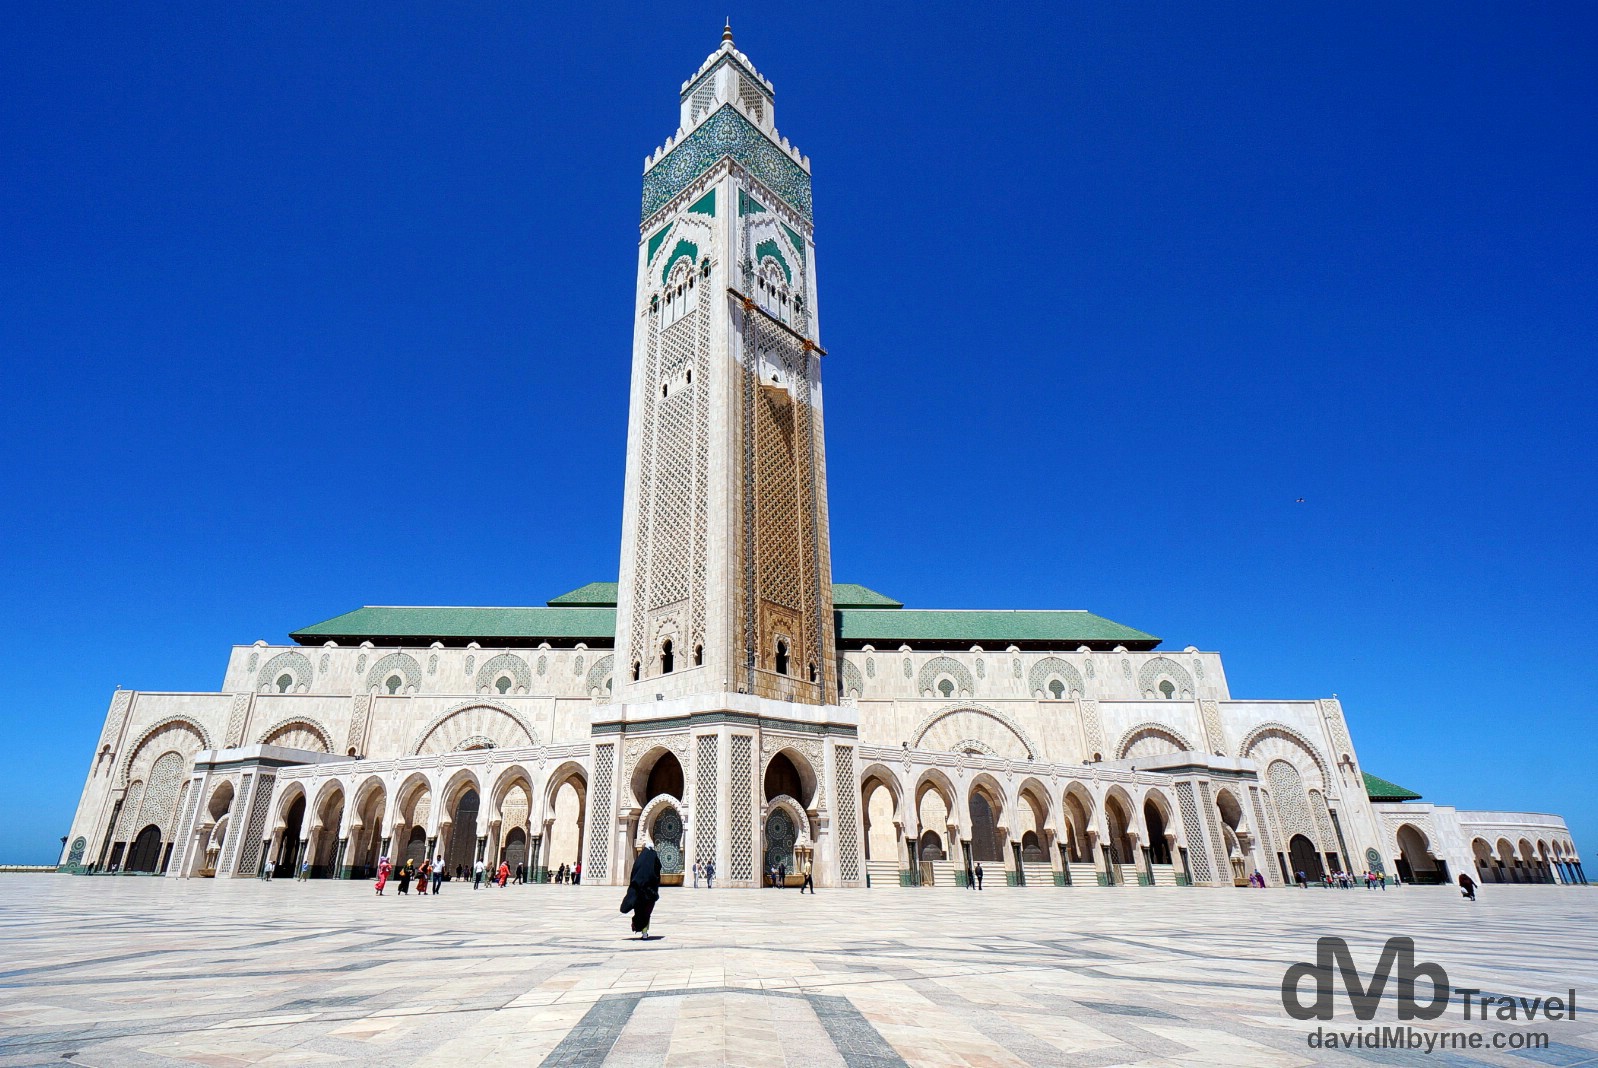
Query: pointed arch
910 703 1038 760
411 701 538 756
258 716 334 753
1114 722 1198 761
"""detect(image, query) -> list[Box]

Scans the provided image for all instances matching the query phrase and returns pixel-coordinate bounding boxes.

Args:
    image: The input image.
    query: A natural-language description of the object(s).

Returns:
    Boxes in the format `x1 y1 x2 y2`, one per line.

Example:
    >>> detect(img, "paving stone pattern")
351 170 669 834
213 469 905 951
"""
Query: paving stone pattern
0 878 1594 1067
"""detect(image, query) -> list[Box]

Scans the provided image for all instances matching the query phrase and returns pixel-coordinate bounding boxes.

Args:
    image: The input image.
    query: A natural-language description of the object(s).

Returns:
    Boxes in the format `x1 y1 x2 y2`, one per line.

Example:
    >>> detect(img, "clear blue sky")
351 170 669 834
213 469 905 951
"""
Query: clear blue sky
2 4 1594 865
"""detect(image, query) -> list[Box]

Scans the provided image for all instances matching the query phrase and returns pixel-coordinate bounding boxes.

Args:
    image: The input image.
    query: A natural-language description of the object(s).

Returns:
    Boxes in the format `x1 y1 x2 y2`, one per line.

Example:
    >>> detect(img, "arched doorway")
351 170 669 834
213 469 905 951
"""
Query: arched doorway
764 751 811 806
918 829 944 860
1215 789 1247 886
502 827 528 874
405 826 427 865
1396 824 1442 884
1061 787 1094 864
644 752 684 802
1289 834 1323 881
1144 799 1172 864
127 825 163 872
311 786 345 878
1104 794 1134 883
764 808 797 880
276 794 306 878
968 790 1001 864
446 789 480 874
1472 838 1498 882
862 777 898 863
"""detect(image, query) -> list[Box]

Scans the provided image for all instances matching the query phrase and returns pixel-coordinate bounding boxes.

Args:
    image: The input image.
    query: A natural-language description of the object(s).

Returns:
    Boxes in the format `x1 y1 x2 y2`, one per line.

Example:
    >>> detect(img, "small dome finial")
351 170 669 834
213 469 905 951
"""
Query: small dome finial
723 18 734 44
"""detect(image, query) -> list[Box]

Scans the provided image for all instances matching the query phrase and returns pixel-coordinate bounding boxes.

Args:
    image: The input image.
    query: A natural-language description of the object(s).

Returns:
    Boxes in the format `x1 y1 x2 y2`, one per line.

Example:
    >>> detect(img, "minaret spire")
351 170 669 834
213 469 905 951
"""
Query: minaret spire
723 18 733 44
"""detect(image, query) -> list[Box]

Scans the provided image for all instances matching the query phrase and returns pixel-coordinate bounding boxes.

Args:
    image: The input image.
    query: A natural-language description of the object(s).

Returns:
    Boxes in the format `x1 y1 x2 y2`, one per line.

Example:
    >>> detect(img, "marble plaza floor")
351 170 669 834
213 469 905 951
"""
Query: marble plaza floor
0 876 1594 1068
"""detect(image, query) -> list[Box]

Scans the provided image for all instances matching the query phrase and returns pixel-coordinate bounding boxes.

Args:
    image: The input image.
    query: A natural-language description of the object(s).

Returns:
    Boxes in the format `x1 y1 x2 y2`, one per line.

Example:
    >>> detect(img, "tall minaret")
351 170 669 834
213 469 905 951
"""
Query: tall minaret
613 25 836 708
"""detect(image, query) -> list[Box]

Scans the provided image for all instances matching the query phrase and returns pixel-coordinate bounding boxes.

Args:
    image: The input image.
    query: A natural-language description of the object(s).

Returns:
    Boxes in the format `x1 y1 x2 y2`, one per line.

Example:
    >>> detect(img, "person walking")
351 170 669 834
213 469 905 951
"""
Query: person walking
692 860 701 888
1458 872 1478 901
416 858 431 895
498 860 509 888
573 862 582 886
621 838 662 940
705 860 715 888
375 856 391 895
515 863 525 885
1295 869 1308 889
800 860 814 894
299 858 310 882
433 856 445 894
974 862 985 890
474 857 485 889
397 863 412 895
778 861 787 887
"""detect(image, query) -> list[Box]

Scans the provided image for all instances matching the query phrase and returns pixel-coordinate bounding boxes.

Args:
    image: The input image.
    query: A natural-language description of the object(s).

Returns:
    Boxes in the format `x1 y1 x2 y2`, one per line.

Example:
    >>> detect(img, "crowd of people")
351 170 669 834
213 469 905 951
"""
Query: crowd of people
1291 868 1390 889
372 856 584 894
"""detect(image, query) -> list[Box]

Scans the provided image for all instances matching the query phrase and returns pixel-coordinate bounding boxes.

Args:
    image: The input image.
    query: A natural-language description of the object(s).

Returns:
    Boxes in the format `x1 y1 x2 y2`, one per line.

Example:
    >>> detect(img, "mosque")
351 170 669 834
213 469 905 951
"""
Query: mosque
59 28 1583 893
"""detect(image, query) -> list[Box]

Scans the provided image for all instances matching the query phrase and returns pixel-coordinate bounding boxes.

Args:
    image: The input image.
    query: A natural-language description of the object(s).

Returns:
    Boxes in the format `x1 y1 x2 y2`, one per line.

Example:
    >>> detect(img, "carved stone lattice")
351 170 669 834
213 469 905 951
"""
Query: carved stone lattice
917 657 974 697
838 658 863 698
1138 657 1195 699
365 653 421 694
835 744 861 882
586 654 615 702
475 654 532 695
256 651 313 694
1308 789 1337 857
730 735 754 880
1080 699 1105 758
1322 698 1354 759
1266 760 1315 845
168 777 203 874
1200 700 1227 755
1175 781 1212 883
345 695 372 755
236 772 275 876
1198 780 1230 876
622 733 692 792
1249 786 1278 884
224 693 251 748
1027 657 1084 698
98 691 133 752
587 744 615 881
136 752 186 839
695 734 719 866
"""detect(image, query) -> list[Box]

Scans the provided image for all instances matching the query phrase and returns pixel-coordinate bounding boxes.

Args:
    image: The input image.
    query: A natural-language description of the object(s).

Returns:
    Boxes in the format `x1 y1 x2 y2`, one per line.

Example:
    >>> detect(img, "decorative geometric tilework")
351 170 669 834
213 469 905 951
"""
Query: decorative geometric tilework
66 837 86 866
356 652 367 674
903 658 912 679
1027 657 1084 698
834 745 860 882
537 655 547 676
247 651 258 672
1012 658 1021 679
259 717 333 753
365 652 421 694
427 653 437 675
319 653 330 675
642 104 812 223
462 654 472 675
730 735 754 881
257 651 313 694
1174 781 1212 883
1322 698 1353 759
575 654 584 676
694 734 718 866
865 657 875 678
588 744 615 881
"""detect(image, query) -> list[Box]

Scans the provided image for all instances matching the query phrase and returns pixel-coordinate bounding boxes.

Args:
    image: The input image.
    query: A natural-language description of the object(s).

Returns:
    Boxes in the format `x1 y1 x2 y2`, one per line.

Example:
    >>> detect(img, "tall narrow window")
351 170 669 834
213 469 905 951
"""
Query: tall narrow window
276 674 293 694
693 644 703 667
632 660 641 682
775 639 789 676
661 639 674 674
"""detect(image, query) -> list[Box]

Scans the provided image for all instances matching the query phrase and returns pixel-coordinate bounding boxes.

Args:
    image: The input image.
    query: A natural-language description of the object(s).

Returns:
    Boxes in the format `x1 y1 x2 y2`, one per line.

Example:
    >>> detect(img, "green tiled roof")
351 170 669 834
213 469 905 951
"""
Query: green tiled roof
547 582 619 607
290 606 617 645
835 609 1158 649
292 584 1160 651
831 584 902 609
1364 772 1422 802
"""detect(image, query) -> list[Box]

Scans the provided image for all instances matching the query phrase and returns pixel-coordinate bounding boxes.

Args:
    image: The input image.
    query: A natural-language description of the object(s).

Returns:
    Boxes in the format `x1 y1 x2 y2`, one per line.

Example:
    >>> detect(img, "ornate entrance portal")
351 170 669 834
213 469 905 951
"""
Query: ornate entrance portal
652 808 683 874
765 810 796 875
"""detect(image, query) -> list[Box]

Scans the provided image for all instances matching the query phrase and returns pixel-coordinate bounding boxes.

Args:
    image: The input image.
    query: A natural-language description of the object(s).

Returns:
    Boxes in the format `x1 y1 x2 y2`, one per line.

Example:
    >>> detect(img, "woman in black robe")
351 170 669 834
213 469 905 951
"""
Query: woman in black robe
620 843 662 939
